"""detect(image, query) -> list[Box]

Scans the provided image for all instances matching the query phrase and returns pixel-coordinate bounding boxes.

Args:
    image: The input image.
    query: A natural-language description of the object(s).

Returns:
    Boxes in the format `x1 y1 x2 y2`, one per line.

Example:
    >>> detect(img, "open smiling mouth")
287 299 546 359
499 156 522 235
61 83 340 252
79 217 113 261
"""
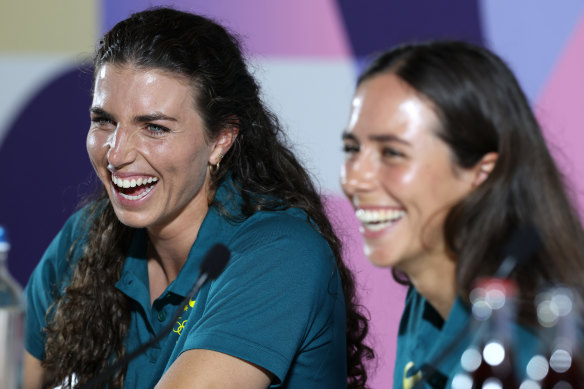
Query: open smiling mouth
112 176 159 200
355 208 405 231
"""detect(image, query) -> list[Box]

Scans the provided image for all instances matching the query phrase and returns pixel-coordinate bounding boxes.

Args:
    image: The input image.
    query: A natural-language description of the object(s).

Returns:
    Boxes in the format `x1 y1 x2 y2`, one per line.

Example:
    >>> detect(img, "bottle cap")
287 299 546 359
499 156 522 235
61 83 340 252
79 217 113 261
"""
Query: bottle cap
0 225 10 251
470 278 518 320
472 277 518 298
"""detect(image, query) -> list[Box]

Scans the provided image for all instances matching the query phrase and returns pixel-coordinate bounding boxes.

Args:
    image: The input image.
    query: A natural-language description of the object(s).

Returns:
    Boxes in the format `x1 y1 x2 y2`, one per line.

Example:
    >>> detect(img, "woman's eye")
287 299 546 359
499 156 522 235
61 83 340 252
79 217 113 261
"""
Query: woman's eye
91 117 114 127
381 147 404 158
342 143 360 154
146 123 170 135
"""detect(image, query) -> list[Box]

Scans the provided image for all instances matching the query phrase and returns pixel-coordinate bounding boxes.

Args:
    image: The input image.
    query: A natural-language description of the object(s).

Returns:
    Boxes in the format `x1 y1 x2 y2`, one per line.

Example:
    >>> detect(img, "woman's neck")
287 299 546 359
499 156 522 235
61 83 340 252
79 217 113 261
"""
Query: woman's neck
402 252 458 319
146 201 210 303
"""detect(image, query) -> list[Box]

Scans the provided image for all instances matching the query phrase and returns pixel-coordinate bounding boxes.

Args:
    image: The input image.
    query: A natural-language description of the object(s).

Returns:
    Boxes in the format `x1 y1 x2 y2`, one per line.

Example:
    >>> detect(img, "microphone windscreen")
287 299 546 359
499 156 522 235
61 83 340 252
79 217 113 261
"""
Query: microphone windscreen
503 225 541 267
200 243 230 280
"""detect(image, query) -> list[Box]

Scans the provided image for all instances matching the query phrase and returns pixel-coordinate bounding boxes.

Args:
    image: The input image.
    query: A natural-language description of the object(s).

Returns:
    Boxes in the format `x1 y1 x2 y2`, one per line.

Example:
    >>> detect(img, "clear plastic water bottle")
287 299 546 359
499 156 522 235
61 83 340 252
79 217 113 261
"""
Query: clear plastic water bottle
0 226 24 389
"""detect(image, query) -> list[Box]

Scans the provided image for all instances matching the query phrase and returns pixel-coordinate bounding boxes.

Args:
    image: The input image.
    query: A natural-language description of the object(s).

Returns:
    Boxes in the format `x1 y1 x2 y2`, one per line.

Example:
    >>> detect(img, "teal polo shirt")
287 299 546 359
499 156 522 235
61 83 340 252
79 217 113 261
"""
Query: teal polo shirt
394 287 539 389
25 182 347 388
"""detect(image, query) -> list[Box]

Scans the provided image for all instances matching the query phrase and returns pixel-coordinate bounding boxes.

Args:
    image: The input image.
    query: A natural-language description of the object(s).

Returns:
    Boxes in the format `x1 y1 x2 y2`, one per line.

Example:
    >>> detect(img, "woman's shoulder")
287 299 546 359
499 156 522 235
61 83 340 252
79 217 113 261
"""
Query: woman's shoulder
236 208 330 250
63 203 96 234
224 207 336 277
56 202 102 248
28 202 101 282
215 179 326 239
246 206 318 231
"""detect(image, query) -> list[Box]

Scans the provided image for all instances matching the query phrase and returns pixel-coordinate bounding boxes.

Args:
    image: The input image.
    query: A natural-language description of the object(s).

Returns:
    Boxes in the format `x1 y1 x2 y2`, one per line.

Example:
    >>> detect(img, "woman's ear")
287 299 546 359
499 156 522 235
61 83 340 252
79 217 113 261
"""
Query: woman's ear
210 125 239 166
473 152 498 187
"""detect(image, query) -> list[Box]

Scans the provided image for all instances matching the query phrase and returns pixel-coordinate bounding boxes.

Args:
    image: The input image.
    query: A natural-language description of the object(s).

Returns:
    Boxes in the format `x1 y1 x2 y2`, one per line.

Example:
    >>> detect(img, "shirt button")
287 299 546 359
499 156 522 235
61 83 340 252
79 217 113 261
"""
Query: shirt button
157 310 167 322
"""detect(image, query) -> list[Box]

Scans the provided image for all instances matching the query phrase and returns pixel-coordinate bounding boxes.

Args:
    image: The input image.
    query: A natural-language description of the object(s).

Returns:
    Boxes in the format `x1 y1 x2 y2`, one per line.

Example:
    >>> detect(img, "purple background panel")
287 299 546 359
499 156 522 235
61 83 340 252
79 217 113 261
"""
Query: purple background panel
103 0 352 58
0 67 97 285
336 0 484 58
479 0 584 103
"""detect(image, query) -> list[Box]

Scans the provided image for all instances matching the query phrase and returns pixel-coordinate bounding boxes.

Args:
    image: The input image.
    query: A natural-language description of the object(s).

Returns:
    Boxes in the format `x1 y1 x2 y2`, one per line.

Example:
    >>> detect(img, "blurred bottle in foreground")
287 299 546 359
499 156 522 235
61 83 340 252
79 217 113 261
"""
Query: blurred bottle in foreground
522 286 583 389
0 226 24 389
452 278 519 389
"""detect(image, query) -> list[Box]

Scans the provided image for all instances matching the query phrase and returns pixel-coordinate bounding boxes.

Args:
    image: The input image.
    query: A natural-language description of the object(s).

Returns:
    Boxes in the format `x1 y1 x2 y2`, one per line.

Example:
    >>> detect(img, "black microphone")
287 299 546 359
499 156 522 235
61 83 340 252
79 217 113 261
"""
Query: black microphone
411 225 541 389
80 243 230 389
494 225 541 278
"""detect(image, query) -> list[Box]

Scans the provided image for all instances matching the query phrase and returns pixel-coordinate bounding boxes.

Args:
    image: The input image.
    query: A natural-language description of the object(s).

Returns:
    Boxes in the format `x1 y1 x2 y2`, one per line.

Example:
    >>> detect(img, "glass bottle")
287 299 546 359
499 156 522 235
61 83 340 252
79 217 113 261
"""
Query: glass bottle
452 278 519 389
0 225 24 389
523 286 583 388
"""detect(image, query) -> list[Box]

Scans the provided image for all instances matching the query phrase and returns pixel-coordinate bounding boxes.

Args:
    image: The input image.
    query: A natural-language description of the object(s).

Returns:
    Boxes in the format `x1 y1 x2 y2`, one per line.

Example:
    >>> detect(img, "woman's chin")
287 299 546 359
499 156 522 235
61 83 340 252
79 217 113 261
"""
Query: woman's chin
110 207 153 229
364 245 400 269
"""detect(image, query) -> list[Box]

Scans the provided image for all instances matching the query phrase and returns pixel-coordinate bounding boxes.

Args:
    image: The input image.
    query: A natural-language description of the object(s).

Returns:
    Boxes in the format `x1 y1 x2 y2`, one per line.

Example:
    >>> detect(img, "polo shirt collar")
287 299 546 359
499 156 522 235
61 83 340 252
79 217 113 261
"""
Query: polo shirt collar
166 178 243 297
424 296 472 374
165 204 227 298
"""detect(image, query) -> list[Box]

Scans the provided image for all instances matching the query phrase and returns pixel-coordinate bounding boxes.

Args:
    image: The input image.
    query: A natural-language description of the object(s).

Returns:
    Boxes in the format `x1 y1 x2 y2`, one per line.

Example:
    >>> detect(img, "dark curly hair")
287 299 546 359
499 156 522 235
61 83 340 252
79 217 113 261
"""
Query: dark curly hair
42 7 373 388
358 40 584 324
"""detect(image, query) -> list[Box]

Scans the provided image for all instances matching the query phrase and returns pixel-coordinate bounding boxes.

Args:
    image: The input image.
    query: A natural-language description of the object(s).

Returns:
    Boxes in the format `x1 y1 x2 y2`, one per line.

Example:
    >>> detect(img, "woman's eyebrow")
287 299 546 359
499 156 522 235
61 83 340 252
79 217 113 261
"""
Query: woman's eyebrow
368 134 411 146
342 131 358 141
89 108 178 124
89 107 114 121
133 112 178 123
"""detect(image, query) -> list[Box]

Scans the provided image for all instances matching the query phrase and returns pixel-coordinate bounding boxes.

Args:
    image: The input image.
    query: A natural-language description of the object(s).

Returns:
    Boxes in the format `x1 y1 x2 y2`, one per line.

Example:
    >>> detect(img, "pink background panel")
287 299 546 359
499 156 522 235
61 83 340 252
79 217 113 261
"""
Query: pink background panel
536 12 584 216
189 0 351 58
108 0 352 58
325 194 407 387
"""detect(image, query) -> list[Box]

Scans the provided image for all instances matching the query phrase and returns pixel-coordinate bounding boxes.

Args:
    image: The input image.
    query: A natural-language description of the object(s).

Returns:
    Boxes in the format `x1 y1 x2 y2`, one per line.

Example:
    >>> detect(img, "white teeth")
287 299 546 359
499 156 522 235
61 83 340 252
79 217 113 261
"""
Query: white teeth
119 184 155 200
355 208 405 230
366 223 391 232
111 175 159 189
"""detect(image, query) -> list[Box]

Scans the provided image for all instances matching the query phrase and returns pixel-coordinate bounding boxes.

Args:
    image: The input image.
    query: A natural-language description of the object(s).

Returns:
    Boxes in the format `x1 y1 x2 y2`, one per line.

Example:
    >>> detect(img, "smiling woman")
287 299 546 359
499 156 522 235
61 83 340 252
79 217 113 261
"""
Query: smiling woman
23 7 372 389
87 65 216 233
341 74 482 278
341 41 584 388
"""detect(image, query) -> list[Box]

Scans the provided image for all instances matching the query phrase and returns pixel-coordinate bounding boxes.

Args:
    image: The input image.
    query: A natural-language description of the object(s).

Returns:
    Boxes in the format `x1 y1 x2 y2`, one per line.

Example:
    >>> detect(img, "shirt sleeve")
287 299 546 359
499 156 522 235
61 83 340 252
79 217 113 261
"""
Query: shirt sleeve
179 212 345 384
24 210 87 360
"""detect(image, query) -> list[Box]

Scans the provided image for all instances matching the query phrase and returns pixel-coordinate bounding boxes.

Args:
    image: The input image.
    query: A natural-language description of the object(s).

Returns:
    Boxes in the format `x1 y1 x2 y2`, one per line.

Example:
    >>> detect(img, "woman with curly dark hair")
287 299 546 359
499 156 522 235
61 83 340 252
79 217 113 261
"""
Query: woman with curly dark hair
24 7 372 389
341 40 584 388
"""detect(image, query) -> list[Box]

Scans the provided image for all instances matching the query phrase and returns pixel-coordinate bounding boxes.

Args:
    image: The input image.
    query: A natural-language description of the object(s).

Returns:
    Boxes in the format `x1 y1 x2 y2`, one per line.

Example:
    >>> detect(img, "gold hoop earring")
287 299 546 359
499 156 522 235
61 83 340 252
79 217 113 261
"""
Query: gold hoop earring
209 153 224 174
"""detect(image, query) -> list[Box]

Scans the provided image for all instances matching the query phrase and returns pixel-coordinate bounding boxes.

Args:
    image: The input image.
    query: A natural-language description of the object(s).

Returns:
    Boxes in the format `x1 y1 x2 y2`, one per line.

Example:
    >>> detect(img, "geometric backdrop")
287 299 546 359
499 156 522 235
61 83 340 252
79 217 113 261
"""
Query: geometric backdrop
2 1 583 387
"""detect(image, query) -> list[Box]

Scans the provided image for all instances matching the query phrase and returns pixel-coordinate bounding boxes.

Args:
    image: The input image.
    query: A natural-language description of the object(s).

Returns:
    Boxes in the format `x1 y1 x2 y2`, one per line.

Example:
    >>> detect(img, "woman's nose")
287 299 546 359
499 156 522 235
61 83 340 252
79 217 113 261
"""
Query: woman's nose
106 125 136 169
340 149 378 195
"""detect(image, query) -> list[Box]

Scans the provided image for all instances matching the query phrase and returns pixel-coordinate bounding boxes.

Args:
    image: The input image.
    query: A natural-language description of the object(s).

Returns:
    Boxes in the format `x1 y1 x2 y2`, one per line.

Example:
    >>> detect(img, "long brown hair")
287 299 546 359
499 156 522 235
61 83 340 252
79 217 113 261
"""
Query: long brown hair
42 7 373 388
